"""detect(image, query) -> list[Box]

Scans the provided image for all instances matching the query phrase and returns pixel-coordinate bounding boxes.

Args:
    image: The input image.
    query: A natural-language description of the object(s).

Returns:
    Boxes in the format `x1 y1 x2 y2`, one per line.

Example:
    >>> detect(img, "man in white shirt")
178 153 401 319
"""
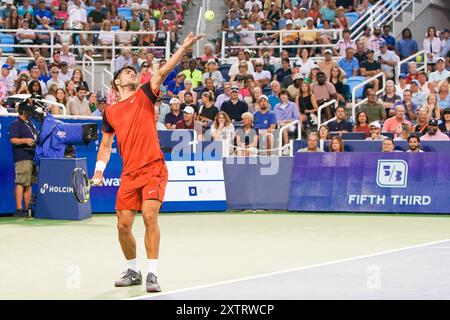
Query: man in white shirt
252 59 271 88
378 43 398 80
428 57 450 89
58 61 73 83
68 0 87 30
244 0 262 12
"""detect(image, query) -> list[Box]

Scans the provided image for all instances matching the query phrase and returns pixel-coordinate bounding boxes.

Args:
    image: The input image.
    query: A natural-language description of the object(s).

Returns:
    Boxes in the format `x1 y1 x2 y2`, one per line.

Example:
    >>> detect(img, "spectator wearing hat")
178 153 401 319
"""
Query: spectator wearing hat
395 73 409 99
202 59 224 88
378 42 398 80
338 47 359 78
165 98 184 129
252 59 272 89
439 108 450 133
215 82 243 109
221 85 249 122
360 49 381 92
428 57 450 89
281 19 299 55
287 73 303 100
382 105 412 134
278 8 293 29
334 29 356 57
299 17 318 56
67 85 90 116
280 60 302 89
319 49 338 79
176 106 201 131
166 72 186 98
421 119 450 141
130 52 141 72
0 63 13 96
366 121 388 140
410 80 426 108
253 95 277 155
293 7 308 29
58 62 73 84
91 96 107 117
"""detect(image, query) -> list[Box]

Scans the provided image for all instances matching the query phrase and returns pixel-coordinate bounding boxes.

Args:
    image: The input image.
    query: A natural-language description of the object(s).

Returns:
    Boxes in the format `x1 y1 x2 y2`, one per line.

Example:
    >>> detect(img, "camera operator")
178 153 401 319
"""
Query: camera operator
8 101 39 218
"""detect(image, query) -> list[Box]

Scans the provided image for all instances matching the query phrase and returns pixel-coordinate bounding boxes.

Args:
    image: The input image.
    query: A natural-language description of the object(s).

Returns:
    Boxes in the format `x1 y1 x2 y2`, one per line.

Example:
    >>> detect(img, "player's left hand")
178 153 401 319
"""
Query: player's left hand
182 32 205 49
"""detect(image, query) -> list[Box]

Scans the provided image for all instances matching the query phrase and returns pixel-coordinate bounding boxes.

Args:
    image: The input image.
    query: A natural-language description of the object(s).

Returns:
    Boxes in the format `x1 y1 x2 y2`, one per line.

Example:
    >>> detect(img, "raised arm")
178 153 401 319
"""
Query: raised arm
150 32 204 92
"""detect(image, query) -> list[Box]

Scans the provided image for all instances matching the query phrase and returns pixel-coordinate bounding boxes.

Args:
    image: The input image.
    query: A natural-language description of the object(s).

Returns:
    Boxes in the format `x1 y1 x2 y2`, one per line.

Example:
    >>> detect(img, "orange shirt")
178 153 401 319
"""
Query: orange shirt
102 82 164 175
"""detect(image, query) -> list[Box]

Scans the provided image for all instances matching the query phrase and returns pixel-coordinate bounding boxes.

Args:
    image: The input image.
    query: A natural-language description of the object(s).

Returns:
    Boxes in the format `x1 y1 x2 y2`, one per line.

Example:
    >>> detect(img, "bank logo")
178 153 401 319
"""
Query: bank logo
376 160 408 188
187 166 196 176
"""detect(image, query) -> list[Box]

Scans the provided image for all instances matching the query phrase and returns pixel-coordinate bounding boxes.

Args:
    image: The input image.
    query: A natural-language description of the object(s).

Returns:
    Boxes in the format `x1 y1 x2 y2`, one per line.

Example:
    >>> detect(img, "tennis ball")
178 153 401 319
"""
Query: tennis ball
204 10 215 22
416 55 423 63
153 10 161 18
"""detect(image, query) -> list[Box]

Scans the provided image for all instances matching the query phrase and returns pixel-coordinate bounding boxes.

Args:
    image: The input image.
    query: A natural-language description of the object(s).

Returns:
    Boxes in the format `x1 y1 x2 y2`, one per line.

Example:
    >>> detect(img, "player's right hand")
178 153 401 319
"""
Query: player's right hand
91 170 104 186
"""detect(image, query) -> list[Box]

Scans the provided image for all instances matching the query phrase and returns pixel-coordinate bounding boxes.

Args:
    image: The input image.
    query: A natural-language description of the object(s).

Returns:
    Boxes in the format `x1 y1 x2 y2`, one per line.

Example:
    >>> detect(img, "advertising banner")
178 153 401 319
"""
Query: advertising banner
288 153 450 214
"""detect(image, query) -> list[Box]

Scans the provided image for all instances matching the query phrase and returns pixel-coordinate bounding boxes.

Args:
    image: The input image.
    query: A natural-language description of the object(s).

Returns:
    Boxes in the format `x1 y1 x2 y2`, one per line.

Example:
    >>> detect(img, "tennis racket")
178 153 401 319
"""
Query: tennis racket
71 168 94 204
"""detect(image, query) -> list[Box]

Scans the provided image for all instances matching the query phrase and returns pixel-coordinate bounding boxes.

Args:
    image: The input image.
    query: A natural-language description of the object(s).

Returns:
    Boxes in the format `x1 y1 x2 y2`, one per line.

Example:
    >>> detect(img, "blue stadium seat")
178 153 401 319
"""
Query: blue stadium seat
111 25 120 31
194 86 205 95
0 33 15 54
263 87 272 96
17 62 29 72
345 12 360 27
118 7 132 21
161 95 171 105
219 64 231 82
346 76 366 100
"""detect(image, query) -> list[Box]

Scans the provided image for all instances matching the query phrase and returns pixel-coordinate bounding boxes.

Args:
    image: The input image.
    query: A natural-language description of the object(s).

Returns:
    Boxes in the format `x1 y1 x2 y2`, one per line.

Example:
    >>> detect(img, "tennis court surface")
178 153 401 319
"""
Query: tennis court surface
2 212 450 300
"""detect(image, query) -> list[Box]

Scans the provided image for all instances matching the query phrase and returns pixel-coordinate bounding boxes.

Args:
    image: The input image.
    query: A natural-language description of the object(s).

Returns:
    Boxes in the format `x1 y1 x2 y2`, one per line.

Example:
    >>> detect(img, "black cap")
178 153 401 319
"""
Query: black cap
428 119 439 126
98 96 107 103
443 108 450 115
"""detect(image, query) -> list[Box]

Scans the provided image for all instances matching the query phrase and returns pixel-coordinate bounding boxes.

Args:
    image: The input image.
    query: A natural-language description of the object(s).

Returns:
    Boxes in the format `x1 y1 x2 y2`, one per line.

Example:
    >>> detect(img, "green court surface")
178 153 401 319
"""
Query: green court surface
2 212 450 300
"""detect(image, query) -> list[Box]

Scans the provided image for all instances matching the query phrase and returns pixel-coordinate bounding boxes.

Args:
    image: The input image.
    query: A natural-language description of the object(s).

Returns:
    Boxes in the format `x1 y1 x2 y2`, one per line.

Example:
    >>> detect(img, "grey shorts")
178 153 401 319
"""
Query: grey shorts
15 160 38 186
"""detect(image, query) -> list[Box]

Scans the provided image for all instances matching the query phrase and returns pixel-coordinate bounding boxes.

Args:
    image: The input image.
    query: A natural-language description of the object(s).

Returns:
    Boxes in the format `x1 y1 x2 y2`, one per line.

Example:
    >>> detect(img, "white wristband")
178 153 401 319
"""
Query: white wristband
95 161 106 173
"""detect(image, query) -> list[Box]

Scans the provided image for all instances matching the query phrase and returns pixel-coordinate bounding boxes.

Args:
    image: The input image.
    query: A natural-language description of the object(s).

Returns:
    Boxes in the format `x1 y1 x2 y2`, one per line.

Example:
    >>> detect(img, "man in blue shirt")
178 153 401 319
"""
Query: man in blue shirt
253 95 277 155
166 72 186 97
338 47 359 78
381 25 396 51
34 0 54 25
228 9 240 29
395 28 418 73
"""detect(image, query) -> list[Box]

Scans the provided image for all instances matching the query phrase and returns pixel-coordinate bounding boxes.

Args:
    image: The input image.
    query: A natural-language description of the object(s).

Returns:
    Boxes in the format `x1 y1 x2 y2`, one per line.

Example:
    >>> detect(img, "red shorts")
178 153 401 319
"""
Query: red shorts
116 160 168 211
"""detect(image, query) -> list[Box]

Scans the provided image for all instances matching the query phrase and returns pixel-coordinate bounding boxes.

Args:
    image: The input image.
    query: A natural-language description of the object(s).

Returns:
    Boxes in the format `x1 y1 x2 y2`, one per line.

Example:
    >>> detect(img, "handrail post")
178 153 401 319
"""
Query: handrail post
221 31 226 63
50 30 54 59
166 31 171 60
111 35 115 73
278 119 299 156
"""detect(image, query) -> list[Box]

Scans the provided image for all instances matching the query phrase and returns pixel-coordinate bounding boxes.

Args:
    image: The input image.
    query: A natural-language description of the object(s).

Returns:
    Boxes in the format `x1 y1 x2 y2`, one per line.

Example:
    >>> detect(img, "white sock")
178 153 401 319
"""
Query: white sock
147 259 159 276
127 258 139 273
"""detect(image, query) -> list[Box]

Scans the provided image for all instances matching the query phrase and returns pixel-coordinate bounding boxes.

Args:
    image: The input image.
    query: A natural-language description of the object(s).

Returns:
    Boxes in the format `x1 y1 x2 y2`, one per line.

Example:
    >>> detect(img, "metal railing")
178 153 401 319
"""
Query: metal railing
81 54 95 92
196 6 205 57
395 50 428 83
278 119 301 156
317 99 338 129
220 29 343 60
0 29 170 73
101 68 113 98
351 72 386 122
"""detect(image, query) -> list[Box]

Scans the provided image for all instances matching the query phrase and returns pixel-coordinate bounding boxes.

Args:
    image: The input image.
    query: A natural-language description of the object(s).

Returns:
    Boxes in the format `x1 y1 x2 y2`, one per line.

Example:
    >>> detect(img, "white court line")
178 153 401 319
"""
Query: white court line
126 238 450 300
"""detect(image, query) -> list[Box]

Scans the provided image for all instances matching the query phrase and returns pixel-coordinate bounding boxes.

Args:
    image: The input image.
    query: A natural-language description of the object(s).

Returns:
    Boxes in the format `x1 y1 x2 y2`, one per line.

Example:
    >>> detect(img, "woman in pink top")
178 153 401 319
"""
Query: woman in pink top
138 62 152 85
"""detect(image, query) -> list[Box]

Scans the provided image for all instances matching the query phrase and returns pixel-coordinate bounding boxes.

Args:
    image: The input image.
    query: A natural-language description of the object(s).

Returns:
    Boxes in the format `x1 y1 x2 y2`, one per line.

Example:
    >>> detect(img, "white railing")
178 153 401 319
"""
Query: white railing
351 72 386 122
82 54 95 92
221 29 343 59
196 6 205 58
277 119 301 156
101 68 113 98
395 50 428 83
0 29 170 73
9 94 68 115
350 2 383 40
317 99 338 129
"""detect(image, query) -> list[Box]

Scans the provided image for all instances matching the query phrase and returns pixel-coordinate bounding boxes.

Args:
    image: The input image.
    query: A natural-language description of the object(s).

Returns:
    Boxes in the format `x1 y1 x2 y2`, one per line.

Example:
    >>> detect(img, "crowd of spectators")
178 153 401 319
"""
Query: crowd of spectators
0 0 449 156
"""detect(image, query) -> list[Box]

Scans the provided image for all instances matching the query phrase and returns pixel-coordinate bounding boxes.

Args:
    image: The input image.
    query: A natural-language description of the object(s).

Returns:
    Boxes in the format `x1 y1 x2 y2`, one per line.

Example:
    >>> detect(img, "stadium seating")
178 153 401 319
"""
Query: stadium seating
345 12 360 27
346 76 366 100
118 7 133 21
0 33 15 54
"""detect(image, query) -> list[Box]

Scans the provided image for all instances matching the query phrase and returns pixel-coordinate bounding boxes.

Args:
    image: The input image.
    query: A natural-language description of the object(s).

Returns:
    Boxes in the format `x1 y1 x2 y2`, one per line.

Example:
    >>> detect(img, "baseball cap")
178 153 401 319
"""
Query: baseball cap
428 119 439 126
169 97 180 104
311 64 320 70
443 108 450 115
306 17 313 22
324 49 333 54
294 60 302 67
59 61 67 66
437 57 445 63
370 121 381 129
285 19 293 25
284 9 292 14
399 73 406 79
206 59 217 65
183 106 195 114
98 96 107 103
258 95 269 101
2 64 12 70
231 85 240 92
163 19 170 24
299 7 307 12
411 79 420 86
293 73 303 81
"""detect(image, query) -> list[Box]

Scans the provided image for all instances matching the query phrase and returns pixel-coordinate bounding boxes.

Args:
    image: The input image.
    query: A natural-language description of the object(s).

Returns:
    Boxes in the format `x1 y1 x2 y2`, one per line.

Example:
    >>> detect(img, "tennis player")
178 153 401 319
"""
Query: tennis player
92 33 204 292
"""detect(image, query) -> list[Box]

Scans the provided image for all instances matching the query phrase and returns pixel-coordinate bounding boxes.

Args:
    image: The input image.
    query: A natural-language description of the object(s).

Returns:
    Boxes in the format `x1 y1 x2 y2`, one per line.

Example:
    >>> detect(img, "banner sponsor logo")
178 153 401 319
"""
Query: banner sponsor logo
40 183 73 194
376 160 408 188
